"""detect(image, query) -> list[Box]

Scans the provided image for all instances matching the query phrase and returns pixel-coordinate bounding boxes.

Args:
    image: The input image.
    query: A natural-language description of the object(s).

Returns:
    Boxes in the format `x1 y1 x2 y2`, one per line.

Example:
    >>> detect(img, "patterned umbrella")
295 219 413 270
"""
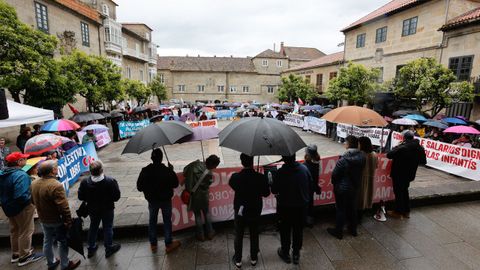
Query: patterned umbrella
24 134 71 156
392 118 418 126
22 157 46 172
41 119 80 132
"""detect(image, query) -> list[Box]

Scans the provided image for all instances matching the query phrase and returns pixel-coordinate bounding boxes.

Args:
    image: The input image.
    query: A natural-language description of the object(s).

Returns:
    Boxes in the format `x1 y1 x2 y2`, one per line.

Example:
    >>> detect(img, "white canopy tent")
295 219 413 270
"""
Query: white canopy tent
0 100 54 128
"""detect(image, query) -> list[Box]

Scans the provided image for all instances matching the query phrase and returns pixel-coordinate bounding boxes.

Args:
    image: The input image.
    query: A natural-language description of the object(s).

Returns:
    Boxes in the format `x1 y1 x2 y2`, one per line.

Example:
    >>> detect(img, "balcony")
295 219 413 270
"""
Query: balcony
105 41 122 54
122 46 148 62
148 42 157 66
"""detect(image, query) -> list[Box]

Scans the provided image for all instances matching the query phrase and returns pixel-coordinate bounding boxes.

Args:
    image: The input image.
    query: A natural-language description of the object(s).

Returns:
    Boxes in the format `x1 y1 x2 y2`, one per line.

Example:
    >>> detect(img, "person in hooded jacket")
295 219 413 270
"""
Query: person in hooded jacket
78 161 121 258
327 136 366 240
387 131 426 219
136 149 181 253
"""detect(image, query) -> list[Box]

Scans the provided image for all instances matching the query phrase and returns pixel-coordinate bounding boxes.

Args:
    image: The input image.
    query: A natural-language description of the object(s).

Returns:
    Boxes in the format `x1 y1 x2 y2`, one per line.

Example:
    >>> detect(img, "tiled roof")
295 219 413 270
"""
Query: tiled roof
157 56 257 73
440 7 480 31
341 0 426 32
284 52 344 72
254 49 288 59
55 0 101 23
281 46 325 61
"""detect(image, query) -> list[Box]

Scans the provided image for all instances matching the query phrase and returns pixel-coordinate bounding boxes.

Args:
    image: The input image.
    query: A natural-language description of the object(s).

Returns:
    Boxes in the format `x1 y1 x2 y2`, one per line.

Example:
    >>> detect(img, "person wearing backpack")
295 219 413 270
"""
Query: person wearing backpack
136 149 180 253
183 155 220 241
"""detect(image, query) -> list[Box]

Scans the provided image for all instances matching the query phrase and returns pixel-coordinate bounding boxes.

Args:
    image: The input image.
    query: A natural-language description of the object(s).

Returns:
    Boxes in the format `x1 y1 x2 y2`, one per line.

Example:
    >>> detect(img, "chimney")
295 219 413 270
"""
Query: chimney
273 43 276 52
198 54 200 57
214 55 216 57
186 54 189 57
230 55 233 58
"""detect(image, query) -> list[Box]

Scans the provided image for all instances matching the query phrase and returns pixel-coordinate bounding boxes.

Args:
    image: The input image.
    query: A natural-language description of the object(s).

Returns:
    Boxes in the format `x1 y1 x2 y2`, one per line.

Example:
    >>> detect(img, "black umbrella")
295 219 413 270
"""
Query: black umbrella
122 121 193 163
67 218 85 259
219 117 306 156
133 106 148 113
71 112 105 123
392 110 421 117
150 115 164 122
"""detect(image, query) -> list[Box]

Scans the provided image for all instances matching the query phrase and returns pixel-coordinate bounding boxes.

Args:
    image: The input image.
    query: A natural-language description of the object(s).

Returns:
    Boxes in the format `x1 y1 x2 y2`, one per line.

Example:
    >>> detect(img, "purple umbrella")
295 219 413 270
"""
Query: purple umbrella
178 126 220 160
455 116 468 121
180 113 196 122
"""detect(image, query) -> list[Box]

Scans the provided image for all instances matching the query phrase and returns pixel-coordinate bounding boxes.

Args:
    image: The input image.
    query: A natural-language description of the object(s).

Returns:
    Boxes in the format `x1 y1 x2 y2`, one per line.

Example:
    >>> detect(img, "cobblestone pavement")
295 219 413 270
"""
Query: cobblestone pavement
3 201 480 269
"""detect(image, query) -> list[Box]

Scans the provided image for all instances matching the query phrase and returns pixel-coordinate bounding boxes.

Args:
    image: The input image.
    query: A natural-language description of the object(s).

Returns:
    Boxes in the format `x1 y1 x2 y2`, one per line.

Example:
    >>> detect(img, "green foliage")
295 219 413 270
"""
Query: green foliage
327 62 380 105
0 0 58 102
59 50 122 111
278 74 318 102
148 75 167 102
121 79 151 106
393 58 472 116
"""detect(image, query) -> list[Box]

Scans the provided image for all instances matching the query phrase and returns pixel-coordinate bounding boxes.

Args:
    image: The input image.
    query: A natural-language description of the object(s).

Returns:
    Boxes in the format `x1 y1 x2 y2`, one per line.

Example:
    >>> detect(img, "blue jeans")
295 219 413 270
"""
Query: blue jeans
193 207 214 237
41 223 69 269
148 201 173 246
88 210 114 252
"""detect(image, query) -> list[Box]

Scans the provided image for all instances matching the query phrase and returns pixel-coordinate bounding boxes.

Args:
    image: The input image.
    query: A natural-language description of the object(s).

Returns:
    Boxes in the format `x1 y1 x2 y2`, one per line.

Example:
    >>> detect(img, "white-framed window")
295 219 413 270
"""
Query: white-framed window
229 86 237 93
126 67 131 79
217 85 224 92
159 73 165 84
177 85 185 92
101 4 109 16
197 85 205 92
139 70 144 82
242 86 249 93
262 59 268 66
277 60 282 67
267 86 274 94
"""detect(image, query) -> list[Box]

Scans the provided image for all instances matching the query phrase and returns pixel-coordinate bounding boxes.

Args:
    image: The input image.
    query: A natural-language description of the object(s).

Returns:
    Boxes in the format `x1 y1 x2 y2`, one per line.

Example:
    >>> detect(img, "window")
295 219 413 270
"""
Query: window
229 86 237 93
101 4 109 16
126 67 131 79
177 85 185 92
277 60 283 67
217 85 224 92
35 2 49 33
267 86 274 94
242 86 249 93
402 16 418 36
376 26 387 43
159 73 165 84
197 85 205 92
329 72 337 80
356 33 366 48
395 65 405 77
316 74 323 91
305 75 311 84
262 60 268 67
449 56 474 81
80 22 90 47
139 70 144 82
377 67 384 83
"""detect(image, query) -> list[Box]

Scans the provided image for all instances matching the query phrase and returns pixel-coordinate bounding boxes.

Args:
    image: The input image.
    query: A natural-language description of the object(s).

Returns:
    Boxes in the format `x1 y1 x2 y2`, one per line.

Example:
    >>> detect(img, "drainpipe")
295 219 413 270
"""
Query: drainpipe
98 23 103 56
439 0 451 64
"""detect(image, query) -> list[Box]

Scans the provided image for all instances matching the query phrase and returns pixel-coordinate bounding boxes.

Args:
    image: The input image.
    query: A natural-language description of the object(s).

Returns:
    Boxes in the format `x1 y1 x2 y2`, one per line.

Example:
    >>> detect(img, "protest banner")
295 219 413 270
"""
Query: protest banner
390 131 480 181
215 110 235 119
337 123 390 147
283 114 304 128
57 142 99 194
77 130 111 148
188 119 218 128
118 119 150 139
168 154 394 231
303 116 327 134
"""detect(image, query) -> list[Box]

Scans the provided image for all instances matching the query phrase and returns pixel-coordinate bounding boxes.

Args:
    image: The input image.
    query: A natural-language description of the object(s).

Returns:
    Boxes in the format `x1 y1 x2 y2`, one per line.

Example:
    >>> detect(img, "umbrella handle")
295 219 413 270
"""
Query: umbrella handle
162 146 170 164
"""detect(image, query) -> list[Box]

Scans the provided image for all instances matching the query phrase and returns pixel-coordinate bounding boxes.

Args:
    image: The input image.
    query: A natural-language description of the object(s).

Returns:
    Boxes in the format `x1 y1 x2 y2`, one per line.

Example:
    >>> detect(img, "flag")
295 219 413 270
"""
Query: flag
298 98 304 106
293 101 299 114
67 103 79 114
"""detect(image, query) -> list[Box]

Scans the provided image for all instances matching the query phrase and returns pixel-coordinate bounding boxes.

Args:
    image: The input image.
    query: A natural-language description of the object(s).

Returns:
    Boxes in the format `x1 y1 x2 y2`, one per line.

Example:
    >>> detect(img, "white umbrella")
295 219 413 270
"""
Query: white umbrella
392 118 418 126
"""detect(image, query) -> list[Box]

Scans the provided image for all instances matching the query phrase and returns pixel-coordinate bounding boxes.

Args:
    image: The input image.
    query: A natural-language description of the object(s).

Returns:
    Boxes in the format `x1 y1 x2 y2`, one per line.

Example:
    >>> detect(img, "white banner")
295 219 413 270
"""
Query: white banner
283 114 304 128
304 116 327 134
336 123 390 147
390 131 480 181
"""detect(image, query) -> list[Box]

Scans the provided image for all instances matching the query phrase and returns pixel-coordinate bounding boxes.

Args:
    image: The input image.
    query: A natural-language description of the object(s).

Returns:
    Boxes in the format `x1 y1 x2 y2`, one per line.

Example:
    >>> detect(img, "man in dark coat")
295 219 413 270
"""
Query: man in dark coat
78 161 121 258
229 154 270 268
327 136 366 240
137 149 181 253
271 154 311 265
387 131 426 218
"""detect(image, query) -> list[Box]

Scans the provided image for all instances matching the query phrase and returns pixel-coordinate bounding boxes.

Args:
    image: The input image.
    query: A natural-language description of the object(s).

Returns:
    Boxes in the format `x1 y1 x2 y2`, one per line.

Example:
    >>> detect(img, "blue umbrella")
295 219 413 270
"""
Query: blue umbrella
301 105 314 111
422 121 448 129
442 117 467 125
312 105 323 111
404 114 427 122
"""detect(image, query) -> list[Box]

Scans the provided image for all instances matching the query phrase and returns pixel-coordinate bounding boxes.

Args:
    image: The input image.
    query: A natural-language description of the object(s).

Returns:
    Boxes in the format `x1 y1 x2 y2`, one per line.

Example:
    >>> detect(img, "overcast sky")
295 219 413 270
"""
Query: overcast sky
117 0 390 57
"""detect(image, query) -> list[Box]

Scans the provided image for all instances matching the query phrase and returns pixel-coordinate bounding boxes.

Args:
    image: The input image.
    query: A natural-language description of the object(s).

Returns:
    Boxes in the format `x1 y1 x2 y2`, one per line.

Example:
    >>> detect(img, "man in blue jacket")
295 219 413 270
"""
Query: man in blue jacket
327 136 366 240
0 152 44 266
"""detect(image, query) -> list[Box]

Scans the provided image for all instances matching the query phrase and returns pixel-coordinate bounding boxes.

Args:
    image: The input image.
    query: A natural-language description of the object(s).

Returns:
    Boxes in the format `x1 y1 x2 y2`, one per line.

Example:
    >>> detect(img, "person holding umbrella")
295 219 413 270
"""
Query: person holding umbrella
229 154 270 268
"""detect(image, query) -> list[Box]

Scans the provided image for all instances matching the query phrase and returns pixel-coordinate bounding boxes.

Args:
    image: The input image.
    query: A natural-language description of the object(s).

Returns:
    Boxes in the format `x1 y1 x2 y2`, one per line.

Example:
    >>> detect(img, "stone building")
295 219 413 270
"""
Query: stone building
157 44 324 103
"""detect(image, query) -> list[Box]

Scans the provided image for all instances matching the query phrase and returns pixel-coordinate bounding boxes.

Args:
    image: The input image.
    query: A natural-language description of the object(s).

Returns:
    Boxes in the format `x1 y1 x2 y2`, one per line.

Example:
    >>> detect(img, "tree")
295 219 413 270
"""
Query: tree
327 62 380 105
278 74 318 102
59 50 122 111
121 79 151 106
393 58 474 116
0 0 58 102
148 75 167 103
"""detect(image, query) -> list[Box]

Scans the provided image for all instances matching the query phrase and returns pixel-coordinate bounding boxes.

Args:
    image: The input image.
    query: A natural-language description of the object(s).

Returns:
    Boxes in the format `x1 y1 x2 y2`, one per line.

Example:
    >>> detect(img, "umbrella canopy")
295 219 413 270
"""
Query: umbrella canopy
392 110 421 117
384 116 393 122
392 118 418 126
22 157 46 172
476 119 480 125
322 106 388 127
318 108 332 115
247 105 259 110
270 103 281 107
150 115 164 123
443 126 480 135
404 114 427 122
455 115 468 121
443 117 467 125
279 105 292 110
179 126 220 142
180 113 196 122
24 134 71 156
201 107 216 113
301 105 314 111
422 121 448 129
71 112 105 123
133 106 148 113
122 121 193 154
82 124 108 132
41 119 80 132
231 102 242 107
219 117 306 156
265 107 276 111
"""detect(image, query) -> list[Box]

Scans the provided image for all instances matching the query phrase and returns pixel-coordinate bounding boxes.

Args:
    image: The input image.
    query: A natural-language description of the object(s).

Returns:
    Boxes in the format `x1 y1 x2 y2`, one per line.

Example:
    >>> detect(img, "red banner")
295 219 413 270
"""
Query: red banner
168 154 394 231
